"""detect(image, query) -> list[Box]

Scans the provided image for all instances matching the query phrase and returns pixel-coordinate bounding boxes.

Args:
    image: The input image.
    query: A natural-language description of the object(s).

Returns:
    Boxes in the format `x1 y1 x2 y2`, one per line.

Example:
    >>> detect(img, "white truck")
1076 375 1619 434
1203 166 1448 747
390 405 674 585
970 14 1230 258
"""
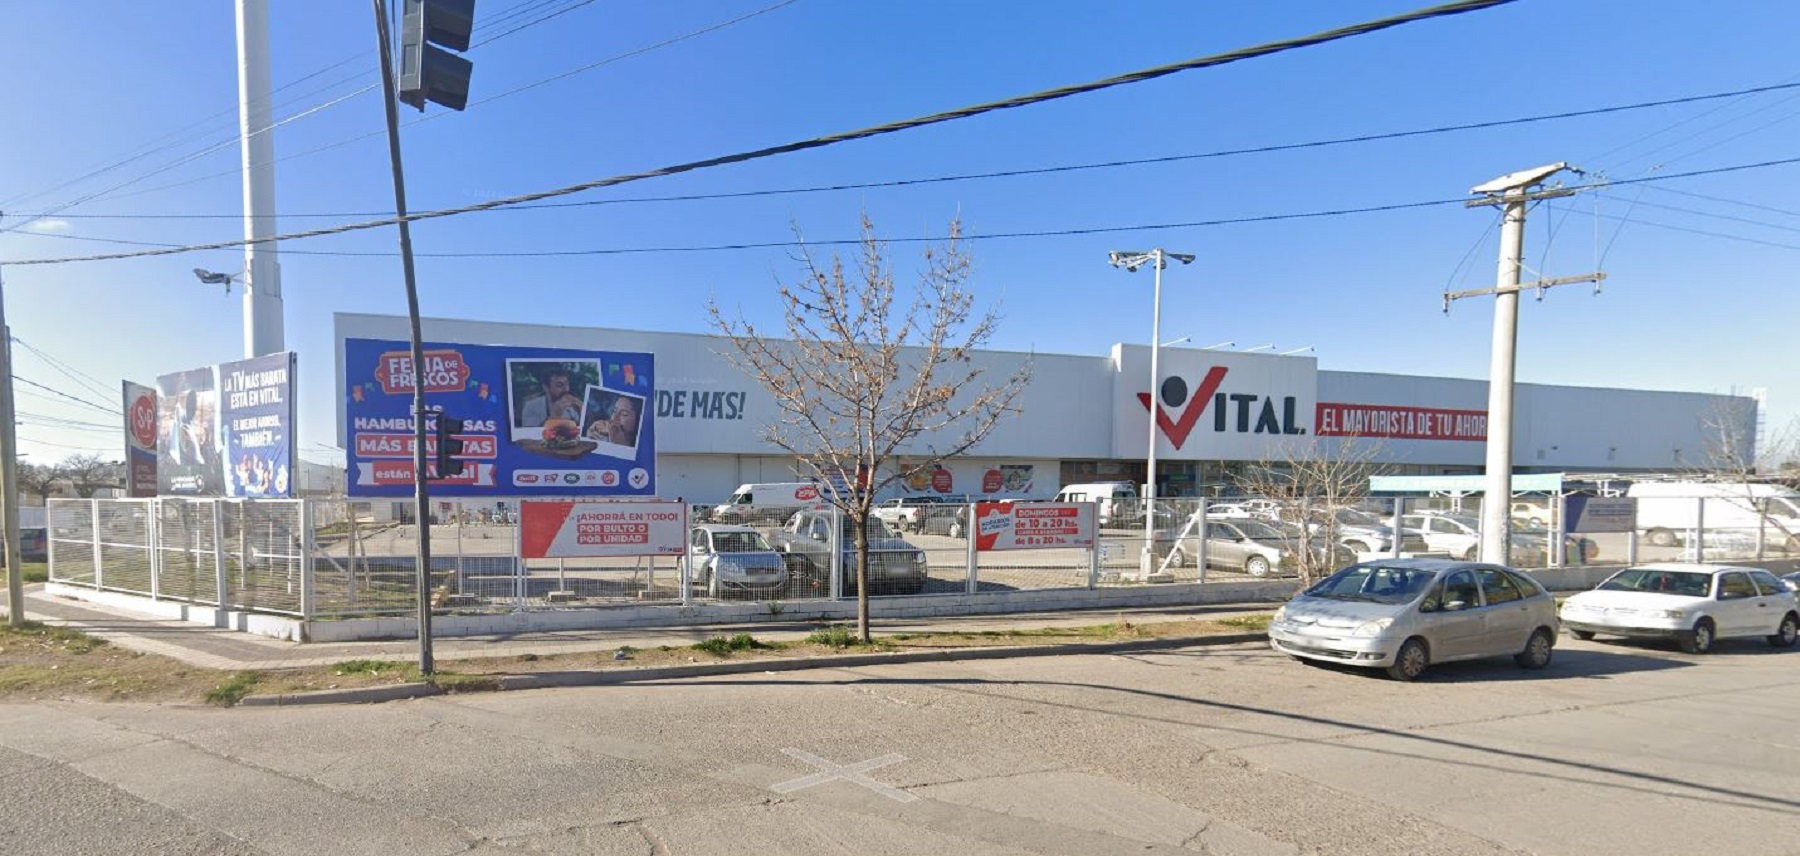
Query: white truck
1624 481 1800 550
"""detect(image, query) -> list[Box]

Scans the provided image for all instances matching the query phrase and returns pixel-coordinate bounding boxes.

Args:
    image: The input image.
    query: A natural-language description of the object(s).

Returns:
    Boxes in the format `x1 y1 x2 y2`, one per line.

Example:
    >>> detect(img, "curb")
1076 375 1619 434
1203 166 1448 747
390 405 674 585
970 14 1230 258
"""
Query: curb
235 632 1268 706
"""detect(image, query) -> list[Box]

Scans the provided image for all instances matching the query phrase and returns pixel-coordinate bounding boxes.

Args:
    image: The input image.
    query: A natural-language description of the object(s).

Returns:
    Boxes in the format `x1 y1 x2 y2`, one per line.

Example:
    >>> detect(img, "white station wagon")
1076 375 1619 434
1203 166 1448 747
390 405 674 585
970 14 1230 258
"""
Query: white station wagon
1559 563 1800 653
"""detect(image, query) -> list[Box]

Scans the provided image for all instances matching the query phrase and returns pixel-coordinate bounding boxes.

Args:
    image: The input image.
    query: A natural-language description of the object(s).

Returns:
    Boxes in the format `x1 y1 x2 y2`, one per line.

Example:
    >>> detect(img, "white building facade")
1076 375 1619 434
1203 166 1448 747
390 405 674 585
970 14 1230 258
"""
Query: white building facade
336 313 1755 503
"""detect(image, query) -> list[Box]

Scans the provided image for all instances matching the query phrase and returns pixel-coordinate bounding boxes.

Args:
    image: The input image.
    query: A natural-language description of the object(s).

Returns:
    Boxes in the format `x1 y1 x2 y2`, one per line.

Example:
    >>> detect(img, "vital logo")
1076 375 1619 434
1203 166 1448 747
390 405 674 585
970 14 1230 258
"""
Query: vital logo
1136 366 1305 449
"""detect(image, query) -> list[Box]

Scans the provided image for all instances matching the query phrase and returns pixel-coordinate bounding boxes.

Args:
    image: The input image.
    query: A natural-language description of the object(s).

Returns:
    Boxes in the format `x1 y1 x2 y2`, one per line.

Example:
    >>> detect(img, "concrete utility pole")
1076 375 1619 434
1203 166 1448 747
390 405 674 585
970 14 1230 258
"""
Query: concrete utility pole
0 263 23 627
236 0 284 357
1452 163 1604 564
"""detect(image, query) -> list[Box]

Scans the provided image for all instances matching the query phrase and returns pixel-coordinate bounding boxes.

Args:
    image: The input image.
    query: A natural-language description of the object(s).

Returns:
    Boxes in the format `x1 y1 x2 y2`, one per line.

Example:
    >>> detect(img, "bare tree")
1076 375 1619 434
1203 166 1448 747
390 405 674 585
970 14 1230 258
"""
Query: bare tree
709 215 1031 642
1229 436 1390 587
60 454 123 498
1697 404 1799 554
15 461 63 505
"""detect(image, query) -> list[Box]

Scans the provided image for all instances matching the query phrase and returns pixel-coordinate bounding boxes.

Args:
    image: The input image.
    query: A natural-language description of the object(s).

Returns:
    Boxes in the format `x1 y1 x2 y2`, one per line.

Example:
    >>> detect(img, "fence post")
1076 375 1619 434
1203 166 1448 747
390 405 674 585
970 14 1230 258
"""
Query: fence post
146 499 161 601
1694 497 1706 563
1627 529 1639 565
211 501 228 624
1196 498 1208 584
1755 501 1767 562
965 504 978 595
1086 500 1101 590
1390 497 1404 558
829 506 843 601
300 498 316 620
90 498 103 591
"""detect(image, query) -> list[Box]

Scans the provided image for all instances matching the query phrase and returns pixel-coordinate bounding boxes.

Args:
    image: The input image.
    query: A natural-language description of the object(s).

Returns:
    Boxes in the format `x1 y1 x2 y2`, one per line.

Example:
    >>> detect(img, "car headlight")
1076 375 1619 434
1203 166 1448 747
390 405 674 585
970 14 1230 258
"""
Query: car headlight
1273 604 1288 623
1351 617 1395 637
913 552 928 567
1654 609 1687 620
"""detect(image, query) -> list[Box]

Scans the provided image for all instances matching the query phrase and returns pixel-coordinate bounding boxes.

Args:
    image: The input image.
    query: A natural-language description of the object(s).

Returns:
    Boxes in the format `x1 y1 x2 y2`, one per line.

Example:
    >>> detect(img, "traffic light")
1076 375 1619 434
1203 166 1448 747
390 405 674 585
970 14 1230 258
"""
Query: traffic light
399 0 476 112
434 414 466 479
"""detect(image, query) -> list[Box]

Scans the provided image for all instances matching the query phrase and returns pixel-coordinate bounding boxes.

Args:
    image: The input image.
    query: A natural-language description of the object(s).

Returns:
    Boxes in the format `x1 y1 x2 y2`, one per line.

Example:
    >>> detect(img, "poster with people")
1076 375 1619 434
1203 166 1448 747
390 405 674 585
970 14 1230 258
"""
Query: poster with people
156 366 222 496
122 381 158 498
219 352 297 498
343 339 656 497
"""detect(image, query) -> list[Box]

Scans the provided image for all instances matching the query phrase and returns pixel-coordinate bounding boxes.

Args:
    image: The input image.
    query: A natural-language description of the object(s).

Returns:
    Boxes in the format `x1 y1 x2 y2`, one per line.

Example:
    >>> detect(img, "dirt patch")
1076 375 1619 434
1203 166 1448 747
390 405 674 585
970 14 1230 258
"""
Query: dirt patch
0 612 1275 706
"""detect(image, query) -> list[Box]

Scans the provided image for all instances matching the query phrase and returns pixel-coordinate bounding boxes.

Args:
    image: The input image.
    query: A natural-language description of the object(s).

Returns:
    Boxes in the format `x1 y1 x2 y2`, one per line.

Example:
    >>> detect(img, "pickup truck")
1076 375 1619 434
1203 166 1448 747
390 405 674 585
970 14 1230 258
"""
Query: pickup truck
870 496 940 533
770 510 930 595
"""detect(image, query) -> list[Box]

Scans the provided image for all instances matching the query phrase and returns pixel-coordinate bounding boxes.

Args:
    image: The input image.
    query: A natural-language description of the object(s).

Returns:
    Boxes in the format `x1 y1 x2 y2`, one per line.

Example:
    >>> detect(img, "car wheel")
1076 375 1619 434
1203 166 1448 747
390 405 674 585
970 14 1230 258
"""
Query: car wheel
949 521 965 539
1528 517 1544 528
1514 628 1554 669
1570 630 1596 641
704 568 718 599
1769 613 1799 648
1166 545 1188 568
1245 556 1271 578
1678 618 1715 654
1345 541 1372 554
1386 638 1429 681
1647 528 1676 547
1457 548 1476 561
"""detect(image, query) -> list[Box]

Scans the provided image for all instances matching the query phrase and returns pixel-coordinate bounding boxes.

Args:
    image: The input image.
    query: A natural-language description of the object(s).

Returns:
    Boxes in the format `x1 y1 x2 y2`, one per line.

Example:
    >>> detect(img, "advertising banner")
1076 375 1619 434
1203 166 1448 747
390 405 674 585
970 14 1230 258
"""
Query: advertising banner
973 502 1095 551
122 381 158 498
156 366 222 496
344 339 655 497
1564 496 1637 534
1315 402 1488 441
219 352 297 498
519 500 687 559
1113 346 1318 461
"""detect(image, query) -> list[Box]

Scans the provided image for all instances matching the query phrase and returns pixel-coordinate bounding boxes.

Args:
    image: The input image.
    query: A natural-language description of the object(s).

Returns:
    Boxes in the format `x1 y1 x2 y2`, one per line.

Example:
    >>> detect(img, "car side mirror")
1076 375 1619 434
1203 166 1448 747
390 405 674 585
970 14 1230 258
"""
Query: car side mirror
1418 599 1439 614
1444 600 1469 612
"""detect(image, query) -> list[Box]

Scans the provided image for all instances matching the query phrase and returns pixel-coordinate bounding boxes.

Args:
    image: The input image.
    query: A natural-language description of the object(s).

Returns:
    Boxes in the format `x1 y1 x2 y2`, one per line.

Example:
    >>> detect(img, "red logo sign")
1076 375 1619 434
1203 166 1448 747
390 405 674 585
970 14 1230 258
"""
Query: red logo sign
373 349 470 395
795 485 819 501
930 466 953 493
981 468 1003 494
1136 366 1230 450
128 393 158 448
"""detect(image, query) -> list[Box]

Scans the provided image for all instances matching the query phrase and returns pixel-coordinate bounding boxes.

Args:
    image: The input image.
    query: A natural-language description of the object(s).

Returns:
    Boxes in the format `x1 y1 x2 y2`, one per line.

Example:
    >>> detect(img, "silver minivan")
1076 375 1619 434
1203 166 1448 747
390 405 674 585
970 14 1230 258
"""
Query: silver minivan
1267 558 1559 681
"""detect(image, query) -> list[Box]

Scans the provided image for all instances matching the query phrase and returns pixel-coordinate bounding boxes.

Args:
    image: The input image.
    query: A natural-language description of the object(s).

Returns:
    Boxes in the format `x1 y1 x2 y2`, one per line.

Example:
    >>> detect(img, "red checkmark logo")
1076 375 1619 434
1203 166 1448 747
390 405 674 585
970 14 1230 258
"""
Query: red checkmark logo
1136 366 1229 450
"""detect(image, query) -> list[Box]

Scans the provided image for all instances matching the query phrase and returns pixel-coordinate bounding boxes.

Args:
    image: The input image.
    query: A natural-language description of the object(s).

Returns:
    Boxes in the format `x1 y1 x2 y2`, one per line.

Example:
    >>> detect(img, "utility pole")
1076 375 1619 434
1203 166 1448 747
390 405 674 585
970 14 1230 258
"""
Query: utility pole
236 0 284 357
0 262 23 627
1450 163 1604 564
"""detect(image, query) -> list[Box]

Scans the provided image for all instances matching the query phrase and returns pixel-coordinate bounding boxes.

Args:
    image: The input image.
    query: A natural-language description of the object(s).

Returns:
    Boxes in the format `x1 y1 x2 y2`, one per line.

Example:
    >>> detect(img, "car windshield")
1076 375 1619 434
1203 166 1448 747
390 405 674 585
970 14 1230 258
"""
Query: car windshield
712 531 772 553
1232 520 1286 540
1597 568 1711 597
1335 509 1381 526
1304 565 1438 604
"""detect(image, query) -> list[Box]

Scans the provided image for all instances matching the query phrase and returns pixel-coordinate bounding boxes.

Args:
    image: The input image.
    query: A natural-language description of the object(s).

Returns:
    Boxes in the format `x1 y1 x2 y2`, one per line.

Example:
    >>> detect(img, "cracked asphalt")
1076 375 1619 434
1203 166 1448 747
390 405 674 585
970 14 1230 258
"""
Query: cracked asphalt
2 634 1797 855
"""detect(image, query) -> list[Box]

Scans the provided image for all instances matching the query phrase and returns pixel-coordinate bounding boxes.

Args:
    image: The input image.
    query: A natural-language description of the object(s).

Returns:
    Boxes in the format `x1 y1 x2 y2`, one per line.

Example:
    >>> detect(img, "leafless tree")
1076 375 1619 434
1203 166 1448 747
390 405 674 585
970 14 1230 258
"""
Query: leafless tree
709 215 1031 641
1230 436 1390 587
15 462 63 505
1697 404 1799 553
60 454 123 498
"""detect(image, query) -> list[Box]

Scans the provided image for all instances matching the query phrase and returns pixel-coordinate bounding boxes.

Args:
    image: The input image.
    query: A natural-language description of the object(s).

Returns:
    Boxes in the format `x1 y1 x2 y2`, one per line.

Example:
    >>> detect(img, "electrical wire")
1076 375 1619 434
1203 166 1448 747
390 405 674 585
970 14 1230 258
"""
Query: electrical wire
10 337 121 404
21 76 1799 224
472 0 600 47
1604 196 1800 235
1570 207 1800 253
1639 184 1800 219
0 0 1529 267
10 377 116 414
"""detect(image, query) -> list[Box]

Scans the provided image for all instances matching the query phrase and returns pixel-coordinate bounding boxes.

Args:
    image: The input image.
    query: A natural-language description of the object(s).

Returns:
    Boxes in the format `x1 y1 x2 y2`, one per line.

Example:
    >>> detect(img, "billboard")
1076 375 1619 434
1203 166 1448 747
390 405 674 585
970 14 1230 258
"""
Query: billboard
1564 496 1637 534
156 366 222 496
518 500 687 559
219 352 297 498
973 502 1095 551
1112 346 1318 461
343 339 655 497
122 381 158 497
1315 402 1487 441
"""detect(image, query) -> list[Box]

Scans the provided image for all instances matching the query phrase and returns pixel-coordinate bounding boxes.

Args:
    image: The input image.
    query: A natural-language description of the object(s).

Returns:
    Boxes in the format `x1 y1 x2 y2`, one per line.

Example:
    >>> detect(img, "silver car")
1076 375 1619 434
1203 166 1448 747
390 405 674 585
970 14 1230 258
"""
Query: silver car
1268 558 1560 681
685 524 789 599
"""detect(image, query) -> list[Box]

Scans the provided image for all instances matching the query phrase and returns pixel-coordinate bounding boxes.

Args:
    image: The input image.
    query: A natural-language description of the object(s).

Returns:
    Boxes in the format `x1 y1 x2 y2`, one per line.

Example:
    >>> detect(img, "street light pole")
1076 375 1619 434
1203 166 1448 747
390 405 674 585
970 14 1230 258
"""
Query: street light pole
0 263 23 627
1109 248 1194 580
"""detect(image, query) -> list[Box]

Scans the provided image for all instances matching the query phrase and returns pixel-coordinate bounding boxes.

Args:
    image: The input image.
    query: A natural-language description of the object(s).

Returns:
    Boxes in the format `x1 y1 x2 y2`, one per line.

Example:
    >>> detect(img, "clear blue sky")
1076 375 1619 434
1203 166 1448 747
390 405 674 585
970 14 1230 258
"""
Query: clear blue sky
2 0 1796 469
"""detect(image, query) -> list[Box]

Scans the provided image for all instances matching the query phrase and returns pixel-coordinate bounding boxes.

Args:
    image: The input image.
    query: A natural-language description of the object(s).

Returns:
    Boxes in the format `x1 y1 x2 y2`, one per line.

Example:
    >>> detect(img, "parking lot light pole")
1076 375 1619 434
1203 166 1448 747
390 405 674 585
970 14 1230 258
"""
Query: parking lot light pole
1109 249 1195 580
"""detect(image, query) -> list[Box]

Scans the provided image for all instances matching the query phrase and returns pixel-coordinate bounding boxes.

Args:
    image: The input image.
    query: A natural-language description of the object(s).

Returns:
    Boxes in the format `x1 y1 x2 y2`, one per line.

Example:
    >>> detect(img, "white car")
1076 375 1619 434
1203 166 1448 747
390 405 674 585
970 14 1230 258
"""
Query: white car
1559 563 1800 653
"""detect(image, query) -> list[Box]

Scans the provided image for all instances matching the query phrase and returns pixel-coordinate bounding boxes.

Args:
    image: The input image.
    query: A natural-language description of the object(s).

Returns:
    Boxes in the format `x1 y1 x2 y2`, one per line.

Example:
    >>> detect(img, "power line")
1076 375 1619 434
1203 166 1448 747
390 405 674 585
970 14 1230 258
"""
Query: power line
1570 207 1800 253
10 377 115 414
74 0 805 211
473 0 600 47
1617 197 1800 235
1640 184 1800 219
10 338 120 404
23 76 1800 224
0 0 1524 267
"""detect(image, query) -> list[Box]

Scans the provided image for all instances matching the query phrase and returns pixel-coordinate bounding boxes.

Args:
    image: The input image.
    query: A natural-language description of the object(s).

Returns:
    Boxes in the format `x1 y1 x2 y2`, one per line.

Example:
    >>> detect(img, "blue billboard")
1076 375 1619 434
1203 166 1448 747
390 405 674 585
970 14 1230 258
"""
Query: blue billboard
343 338 655 498
220 352 297 498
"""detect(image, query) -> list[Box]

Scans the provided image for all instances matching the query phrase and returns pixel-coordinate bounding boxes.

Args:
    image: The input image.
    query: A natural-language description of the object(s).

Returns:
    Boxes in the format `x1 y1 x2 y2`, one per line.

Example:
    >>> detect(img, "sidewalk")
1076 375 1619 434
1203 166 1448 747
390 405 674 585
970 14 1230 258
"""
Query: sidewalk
7 584 1276 672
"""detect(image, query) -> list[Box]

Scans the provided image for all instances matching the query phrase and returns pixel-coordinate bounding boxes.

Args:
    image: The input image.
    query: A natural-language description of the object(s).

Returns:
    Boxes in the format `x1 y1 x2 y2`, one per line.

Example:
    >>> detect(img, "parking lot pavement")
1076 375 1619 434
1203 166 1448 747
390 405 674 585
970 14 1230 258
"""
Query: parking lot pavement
4 633 1795 855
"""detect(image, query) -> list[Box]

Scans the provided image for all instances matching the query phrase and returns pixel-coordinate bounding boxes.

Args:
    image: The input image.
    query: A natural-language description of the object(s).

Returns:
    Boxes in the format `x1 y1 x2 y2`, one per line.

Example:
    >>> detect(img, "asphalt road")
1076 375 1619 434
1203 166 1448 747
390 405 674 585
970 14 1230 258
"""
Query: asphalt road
4 634 1796 855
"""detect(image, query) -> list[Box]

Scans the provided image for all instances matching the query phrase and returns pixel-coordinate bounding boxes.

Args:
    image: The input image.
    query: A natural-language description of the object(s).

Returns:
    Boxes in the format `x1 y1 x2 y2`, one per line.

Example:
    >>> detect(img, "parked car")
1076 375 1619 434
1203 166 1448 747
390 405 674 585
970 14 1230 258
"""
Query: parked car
1400 513 1595 565
770 510 930 595
1558 563 1800 653
871 496 943 533
1267 558 1560 681
1054 482 1137 527
1287 506 1430 555
1169 518 1354 577
1 527 48 566
1510 500 1553 528
681 524 789 599
917 502 972 538
1783 571 1800 593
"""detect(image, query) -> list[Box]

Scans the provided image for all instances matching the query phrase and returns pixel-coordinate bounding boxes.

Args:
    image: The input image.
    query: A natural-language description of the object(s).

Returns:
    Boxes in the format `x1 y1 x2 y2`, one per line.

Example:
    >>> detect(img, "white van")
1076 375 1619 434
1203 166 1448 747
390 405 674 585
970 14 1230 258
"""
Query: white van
713 482 829 524
1054 481 1138 527
1625 481 1800 549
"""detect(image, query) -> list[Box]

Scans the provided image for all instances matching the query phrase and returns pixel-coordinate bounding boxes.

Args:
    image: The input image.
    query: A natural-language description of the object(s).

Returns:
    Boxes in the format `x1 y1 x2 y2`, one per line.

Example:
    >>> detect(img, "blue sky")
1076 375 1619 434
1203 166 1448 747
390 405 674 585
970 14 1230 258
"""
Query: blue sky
2 0 1796 469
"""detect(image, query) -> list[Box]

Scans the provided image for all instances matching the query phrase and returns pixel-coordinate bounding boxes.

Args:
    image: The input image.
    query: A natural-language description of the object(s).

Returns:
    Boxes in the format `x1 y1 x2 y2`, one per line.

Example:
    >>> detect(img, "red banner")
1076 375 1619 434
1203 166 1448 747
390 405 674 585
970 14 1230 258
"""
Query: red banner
1314 403 1487 441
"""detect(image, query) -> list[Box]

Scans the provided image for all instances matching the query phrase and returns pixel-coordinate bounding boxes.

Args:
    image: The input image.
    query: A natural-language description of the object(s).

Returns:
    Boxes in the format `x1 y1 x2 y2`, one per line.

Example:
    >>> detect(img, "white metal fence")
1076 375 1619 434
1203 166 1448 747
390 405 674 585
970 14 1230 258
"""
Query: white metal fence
46 493 1796 622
